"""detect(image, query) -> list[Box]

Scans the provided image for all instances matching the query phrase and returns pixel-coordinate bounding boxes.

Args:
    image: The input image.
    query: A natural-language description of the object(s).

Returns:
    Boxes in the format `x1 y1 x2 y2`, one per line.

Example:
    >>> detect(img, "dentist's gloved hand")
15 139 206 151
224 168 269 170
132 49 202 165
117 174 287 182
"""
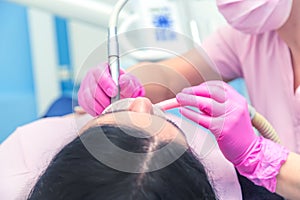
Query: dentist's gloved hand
176 81 289 192
78 63 145 116
176 81 255 163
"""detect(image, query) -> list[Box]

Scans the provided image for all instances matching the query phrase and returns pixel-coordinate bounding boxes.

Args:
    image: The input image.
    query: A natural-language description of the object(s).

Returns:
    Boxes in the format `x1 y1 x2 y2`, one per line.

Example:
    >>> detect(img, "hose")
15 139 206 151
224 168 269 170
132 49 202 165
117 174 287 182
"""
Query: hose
248 105 281 144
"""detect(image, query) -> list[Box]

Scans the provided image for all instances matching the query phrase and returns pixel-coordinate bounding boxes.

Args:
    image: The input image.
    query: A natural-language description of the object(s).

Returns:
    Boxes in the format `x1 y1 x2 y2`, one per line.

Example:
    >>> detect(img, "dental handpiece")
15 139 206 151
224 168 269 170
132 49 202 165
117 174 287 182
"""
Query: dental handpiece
108 21 121 104
107 0 129 104
156 98 281 143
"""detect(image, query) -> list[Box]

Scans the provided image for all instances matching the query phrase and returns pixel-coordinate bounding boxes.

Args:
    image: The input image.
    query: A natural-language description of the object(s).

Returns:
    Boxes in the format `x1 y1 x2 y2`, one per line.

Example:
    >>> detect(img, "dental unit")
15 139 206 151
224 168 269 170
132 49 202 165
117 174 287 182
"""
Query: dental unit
108 0 281 144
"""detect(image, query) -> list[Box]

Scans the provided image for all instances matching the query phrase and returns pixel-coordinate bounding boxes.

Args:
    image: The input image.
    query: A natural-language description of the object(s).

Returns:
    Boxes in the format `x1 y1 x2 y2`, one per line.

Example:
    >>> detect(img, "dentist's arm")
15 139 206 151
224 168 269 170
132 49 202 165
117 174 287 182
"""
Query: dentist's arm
78 48 220 115
126 48 222 103
276 152 300 199
78 25 243 115
176 81 300 199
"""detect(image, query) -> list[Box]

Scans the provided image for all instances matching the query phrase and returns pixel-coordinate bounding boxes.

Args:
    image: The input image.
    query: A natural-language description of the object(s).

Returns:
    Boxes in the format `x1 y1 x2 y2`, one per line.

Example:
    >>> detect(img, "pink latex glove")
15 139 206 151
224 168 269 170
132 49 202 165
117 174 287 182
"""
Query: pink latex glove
176 81 289 192
78 63 145 116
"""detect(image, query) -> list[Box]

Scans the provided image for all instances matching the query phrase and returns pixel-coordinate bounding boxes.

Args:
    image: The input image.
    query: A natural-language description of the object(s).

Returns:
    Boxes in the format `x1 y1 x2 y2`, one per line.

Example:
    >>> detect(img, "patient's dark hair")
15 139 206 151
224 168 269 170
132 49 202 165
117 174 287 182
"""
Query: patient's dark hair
28 125 216 200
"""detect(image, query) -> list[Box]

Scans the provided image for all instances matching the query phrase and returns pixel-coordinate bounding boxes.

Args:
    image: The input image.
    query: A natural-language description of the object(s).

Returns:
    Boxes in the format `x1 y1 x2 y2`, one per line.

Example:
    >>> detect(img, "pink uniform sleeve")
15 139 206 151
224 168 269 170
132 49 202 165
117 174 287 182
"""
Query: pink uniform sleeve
0 115 91 200
202 25 243 80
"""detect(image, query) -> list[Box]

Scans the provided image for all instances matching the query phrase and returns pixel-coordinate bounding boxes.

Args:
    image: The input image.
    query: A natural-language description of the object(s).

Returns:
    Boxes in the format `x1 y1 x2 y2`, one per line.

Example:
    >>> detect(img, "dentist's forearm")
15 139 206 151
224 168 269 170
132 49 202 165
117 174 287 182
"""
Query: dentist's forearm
276 152 300 200
127 48 220 103
235 138 300 199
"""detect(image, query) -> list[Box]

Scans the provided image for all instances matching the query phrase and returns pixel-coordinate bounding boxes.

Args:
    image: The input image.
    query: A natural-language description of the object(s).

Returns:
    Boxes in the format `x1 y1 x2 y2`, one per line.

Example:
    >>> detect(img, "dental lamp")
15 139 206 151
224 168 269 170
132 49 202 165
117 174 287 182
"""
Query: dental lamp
6 0 129 28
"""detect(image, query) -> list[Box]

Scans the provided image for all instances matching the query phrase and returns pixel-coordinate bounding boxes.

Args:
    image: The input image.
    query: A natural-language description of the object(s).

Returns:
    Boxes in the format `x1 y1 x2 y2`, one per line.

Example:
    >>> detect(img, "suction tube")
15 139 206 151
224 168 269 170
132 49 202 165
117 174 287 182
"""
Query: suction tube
248 105 281 143
156 98 281 144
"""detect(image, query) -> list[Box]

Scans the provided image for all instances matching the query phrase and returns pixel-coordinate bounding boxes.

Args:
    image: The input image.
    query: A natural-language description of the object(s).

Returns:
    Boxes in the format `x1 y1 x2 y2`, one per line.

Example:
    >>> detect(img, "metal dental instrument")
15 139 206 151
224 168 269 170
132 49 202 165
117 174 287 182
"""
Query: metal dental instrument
108 0 129 103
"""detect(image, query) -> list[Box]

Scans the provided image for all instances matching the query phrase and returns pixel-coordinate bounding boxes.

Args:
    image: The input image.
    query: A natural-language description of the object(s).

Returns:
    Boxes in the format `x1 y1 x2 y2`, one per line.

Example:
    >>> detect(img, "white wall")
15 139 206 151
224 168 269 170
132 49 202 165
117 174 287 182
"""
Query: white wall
186 0 226 43
68 20 107 84
27 8 61 116
26 1 115 115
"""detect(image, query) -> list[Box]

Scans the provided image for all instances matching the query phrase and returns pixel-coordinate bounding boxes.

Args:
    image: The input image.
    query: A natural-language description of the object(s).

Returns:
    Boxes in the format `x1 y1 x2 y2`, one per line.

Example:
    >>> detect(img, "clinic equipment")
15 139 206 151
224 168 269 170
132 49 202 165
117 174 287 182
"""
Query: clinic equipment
108 0 129 103
108 0 280 143
107 0 185 102
156 98 281 144
247 106 281 143
118 0 187 61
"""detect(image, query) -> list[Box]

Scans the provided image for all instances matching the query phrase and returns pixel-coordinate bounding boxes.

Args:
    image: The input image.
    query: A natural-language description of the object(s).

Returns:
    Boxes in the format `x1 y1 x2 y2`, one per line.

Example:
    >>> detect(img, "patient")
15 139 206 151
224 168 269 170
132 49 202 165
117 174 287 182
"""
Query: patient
0 98 241 200
28 98 216 199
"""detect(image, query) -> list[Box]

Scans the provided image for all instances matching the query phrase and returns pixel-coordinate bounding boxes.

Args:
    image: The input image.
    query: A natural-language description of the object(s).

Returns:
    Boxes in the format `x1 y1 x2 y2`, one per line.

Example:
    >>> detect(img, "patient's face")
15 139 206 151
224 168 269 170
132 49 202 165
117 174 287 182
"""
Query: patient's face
81 97 186 145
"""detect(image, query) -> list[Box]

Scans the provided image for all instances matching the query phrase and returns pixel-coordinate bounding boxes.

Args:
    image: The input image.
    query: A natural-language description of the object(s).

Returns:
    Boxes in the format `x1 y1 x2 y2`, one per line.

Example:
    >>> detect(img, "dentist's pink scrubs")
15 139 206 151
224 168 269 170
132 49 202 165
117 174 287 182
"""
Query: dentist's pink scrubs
0 114 242 200
203 25 300 153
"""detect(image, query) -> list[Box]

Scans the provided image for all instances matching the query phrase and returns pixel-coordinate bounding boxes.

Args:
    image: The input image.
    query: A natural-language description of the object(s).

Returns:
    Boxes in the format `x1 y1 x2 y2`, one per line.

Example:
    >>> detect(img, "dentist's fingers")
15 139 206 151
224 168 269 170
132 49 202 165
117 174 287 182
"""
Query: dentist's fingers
79 86 99 116
93 83 111 115
97 66 118 97
78 63 128 116
119 75 136 97
119 73 145 98
179 107 224 139
181 81 227 103
100 66 125 97
79 78 110 116
179 107 211 130
176 93 225 117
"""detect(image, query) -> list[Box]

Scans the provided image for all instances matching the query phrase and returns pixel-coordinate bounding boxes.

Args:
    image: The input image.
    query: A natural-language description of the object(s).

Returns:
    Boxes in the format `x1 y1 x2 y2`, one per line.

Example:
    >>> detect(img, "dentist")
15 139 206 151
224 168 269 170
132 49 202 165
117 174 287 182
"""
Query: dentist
176 80 300 200
78 0 300 198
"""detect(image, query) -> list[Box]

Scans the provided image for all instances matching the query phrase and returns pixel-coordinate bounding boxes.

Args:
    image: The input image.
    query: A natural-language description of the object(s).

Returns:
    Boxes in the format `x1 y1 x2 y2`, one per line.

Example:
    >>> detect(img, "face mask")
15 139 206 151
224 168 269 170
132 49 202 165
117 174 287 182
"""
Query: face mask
216 0 293 34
